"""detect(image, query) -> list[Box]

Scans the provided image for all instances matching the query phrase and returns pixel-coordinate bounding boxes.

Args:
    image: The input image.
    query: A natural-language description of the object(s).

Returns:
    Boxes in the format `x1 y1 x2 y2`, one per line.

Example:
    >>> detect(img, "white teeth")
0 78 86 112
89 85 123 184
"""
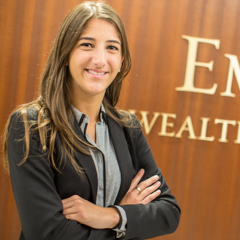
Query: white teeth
88 70 105 75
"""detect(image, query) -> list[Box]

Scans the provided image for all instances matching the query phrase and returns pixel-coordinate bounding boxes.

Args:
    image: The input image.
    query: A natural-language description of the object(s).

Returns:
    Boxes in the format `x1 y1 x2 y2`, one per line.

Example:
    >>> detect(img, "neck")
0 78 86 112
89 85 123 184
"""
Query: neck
72 95 103 124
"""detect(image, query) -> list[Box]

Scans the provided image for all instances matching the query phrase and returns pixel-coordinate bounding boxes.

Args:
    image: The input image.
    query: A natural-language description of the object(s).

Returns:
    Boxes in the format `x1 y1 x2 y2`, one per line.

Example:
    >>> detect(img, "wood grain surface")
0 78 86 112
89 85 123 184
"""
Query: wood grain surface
1 0 240 239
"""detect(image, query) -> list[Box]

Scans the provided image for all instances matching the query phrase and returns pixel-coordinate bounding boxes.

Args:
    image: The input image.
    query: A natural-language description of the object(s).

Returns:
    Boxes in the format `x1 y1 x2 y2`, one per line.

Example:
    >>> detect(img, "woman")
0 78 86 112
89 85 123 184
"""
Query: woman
3 1 180 240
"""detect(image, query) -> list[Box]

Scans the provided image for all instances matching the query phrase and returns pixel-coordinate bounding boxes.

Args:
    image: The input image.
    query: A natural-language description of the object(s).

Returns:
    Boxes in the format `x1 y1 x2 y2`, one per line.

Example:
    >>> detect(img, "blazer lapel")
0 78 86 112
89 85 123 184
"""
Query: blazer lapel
105 114 135 204
72 117 98 203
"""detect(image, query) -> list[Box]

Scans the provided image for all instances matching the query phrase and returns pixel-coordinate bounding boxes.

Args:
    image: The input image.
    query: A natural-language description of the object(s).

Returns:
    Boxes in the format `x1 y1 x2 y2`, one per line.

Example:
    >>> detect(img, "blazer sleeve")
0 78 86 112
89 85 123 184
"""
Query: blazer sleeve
7 111 116 240
120 126 181 239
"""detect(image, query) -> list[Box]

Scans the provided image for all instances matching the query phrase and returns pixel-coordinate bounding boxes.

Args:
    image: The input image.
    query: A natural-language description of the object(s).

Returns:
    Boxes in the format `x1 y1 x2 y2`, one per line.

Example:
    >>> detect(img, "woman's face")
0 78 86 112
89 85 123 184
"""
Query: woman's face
68 18 123 101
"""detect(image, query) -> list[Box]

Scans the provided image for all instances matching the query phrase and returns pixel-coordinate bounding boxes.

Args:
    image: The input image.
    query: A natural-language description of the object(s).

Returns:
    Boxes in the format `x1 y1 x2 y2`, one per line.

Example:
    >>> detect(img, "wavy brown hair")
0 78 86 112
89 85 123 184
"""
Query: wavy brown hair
3 1 132 175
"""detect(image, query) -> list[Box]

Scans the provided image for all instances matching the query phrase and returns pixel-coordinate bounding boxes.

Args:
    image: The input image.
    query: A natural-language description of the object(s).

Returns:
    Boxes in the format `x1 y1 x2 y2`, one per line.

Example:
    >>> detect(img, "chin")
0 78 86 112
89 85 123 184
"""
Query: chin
88 86 107 94
87 89 105 96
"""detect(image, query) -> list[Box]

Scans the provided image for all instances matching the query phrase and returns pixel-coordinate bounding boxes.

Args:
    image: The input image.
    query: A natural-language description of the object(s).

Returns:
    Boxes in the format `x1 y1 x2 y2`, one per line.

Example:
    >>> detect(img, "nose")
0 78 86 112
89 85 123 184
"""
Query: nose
92 47 107 68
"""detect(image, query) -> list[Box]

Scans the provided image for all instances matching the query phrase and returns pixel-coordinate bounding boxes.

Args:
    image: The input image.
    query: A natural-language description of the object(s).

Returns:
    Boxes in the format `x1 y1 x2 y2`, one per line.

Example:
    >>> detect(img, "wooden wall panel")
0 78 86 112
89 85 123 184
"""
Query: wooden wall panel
1 0 240 239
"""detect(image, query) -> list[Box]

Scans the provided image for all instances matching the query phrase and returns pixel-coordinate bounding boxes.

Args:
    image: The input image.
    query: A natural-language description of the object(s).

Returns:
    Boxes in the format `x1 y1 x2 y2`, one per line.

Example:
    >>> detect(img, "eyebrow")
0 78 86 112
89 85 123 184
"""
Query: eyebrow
79 37 121 45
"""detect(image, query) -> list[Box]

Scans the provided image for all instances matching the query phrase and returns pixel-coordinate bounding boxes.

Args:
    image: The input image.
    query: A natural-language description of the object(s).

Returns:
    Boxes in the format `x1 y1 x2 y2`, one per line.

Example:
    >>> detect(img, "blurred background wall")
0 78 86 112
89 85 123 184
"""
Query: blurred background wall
1 0 240 239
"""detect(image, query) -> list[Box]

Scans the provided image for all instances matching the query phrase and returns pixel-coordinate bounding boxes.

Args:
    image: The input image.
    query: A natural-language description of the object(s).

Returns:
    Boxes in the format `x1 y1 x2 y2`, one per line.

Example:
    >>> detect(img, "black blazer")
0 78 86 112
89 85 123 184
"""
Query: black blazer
8 110 180 240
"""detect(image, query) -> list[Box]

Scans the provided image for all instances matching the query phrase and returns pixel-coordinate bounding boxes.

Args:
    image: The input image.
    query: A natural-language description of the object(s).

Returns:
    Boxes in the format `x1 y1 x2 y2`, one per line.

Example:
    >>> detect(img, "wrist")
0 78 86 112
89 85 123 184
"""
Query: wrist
108 206 121 229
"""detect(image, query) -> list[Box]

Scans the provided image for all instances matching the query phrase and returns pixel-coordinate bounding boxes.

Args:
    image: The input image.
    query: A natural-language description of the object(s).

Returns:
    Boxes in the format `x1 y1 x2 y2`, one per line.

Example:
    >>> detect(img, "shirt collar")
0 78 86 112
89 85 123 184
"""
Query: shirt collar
72 104 106 127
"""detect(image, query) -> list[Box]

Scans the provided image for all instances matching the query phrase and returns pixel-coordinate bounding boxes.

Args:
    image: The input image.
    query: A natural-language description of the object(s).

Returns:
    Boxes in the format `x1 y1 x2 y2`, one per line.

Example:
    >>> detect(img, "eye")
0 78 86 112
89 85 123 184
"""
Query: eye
80 43 94 48
107 45 118 50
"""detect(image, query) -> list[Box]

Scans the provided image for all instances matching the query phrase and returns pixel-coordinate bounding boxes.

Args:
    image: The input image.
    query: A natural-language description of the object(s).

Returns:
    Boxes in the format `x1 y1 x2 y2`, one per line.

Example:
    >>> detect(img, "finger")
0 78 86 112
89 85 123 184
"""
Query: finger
128 169 145 192
63 206 78 215
62 200 75 210
62 196 83 210
62 195 80 204
64 213 79 221
140 181 161 199
137 175 159 192
141 190 161 205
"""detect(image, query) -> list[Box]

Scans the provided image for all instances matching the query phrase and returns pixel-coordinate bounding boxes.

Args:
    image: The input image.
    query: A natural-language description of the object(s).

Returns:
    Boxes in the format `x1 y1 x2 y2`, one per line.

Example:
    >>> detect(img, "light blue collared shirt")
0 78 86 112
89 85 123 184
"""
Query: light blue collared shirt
72 105 127 236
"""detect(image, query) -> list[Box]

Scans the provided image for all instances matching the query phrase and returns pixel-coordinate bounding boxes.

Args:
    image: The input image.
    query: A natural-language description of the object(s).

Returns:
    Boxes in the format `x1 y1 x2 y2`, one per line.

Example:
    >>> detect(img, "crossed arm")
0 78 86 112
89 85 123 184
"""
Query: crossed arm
8 112 180 240
61 169 161 229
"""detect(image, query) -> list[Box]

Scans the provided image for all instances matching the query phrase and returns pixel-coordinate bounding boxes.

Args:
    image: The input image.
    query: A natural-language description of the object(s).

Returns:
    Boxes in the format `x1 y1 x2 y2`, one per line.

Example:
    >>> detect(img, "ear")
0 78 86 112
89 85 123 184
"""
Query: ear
65 58 69 66
120 56 124 68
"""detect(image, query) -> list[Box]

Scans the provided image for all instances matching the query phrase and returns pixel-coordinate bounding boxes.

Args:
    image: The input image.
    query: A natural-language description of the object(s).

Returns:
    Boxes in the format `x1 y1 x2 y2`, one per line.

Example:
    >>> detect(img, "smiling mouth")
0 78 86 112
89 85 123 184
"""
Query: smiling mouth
86 69 107 76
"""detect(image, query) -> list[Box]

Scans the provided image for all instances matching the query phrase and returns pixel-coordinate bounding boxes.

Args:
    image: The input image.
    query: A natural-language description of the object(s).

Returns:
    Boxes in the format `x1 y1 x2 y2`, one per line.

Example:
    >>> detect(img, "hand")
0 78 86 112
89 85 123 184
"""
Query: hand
62 195 119 229
119 169 161 205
